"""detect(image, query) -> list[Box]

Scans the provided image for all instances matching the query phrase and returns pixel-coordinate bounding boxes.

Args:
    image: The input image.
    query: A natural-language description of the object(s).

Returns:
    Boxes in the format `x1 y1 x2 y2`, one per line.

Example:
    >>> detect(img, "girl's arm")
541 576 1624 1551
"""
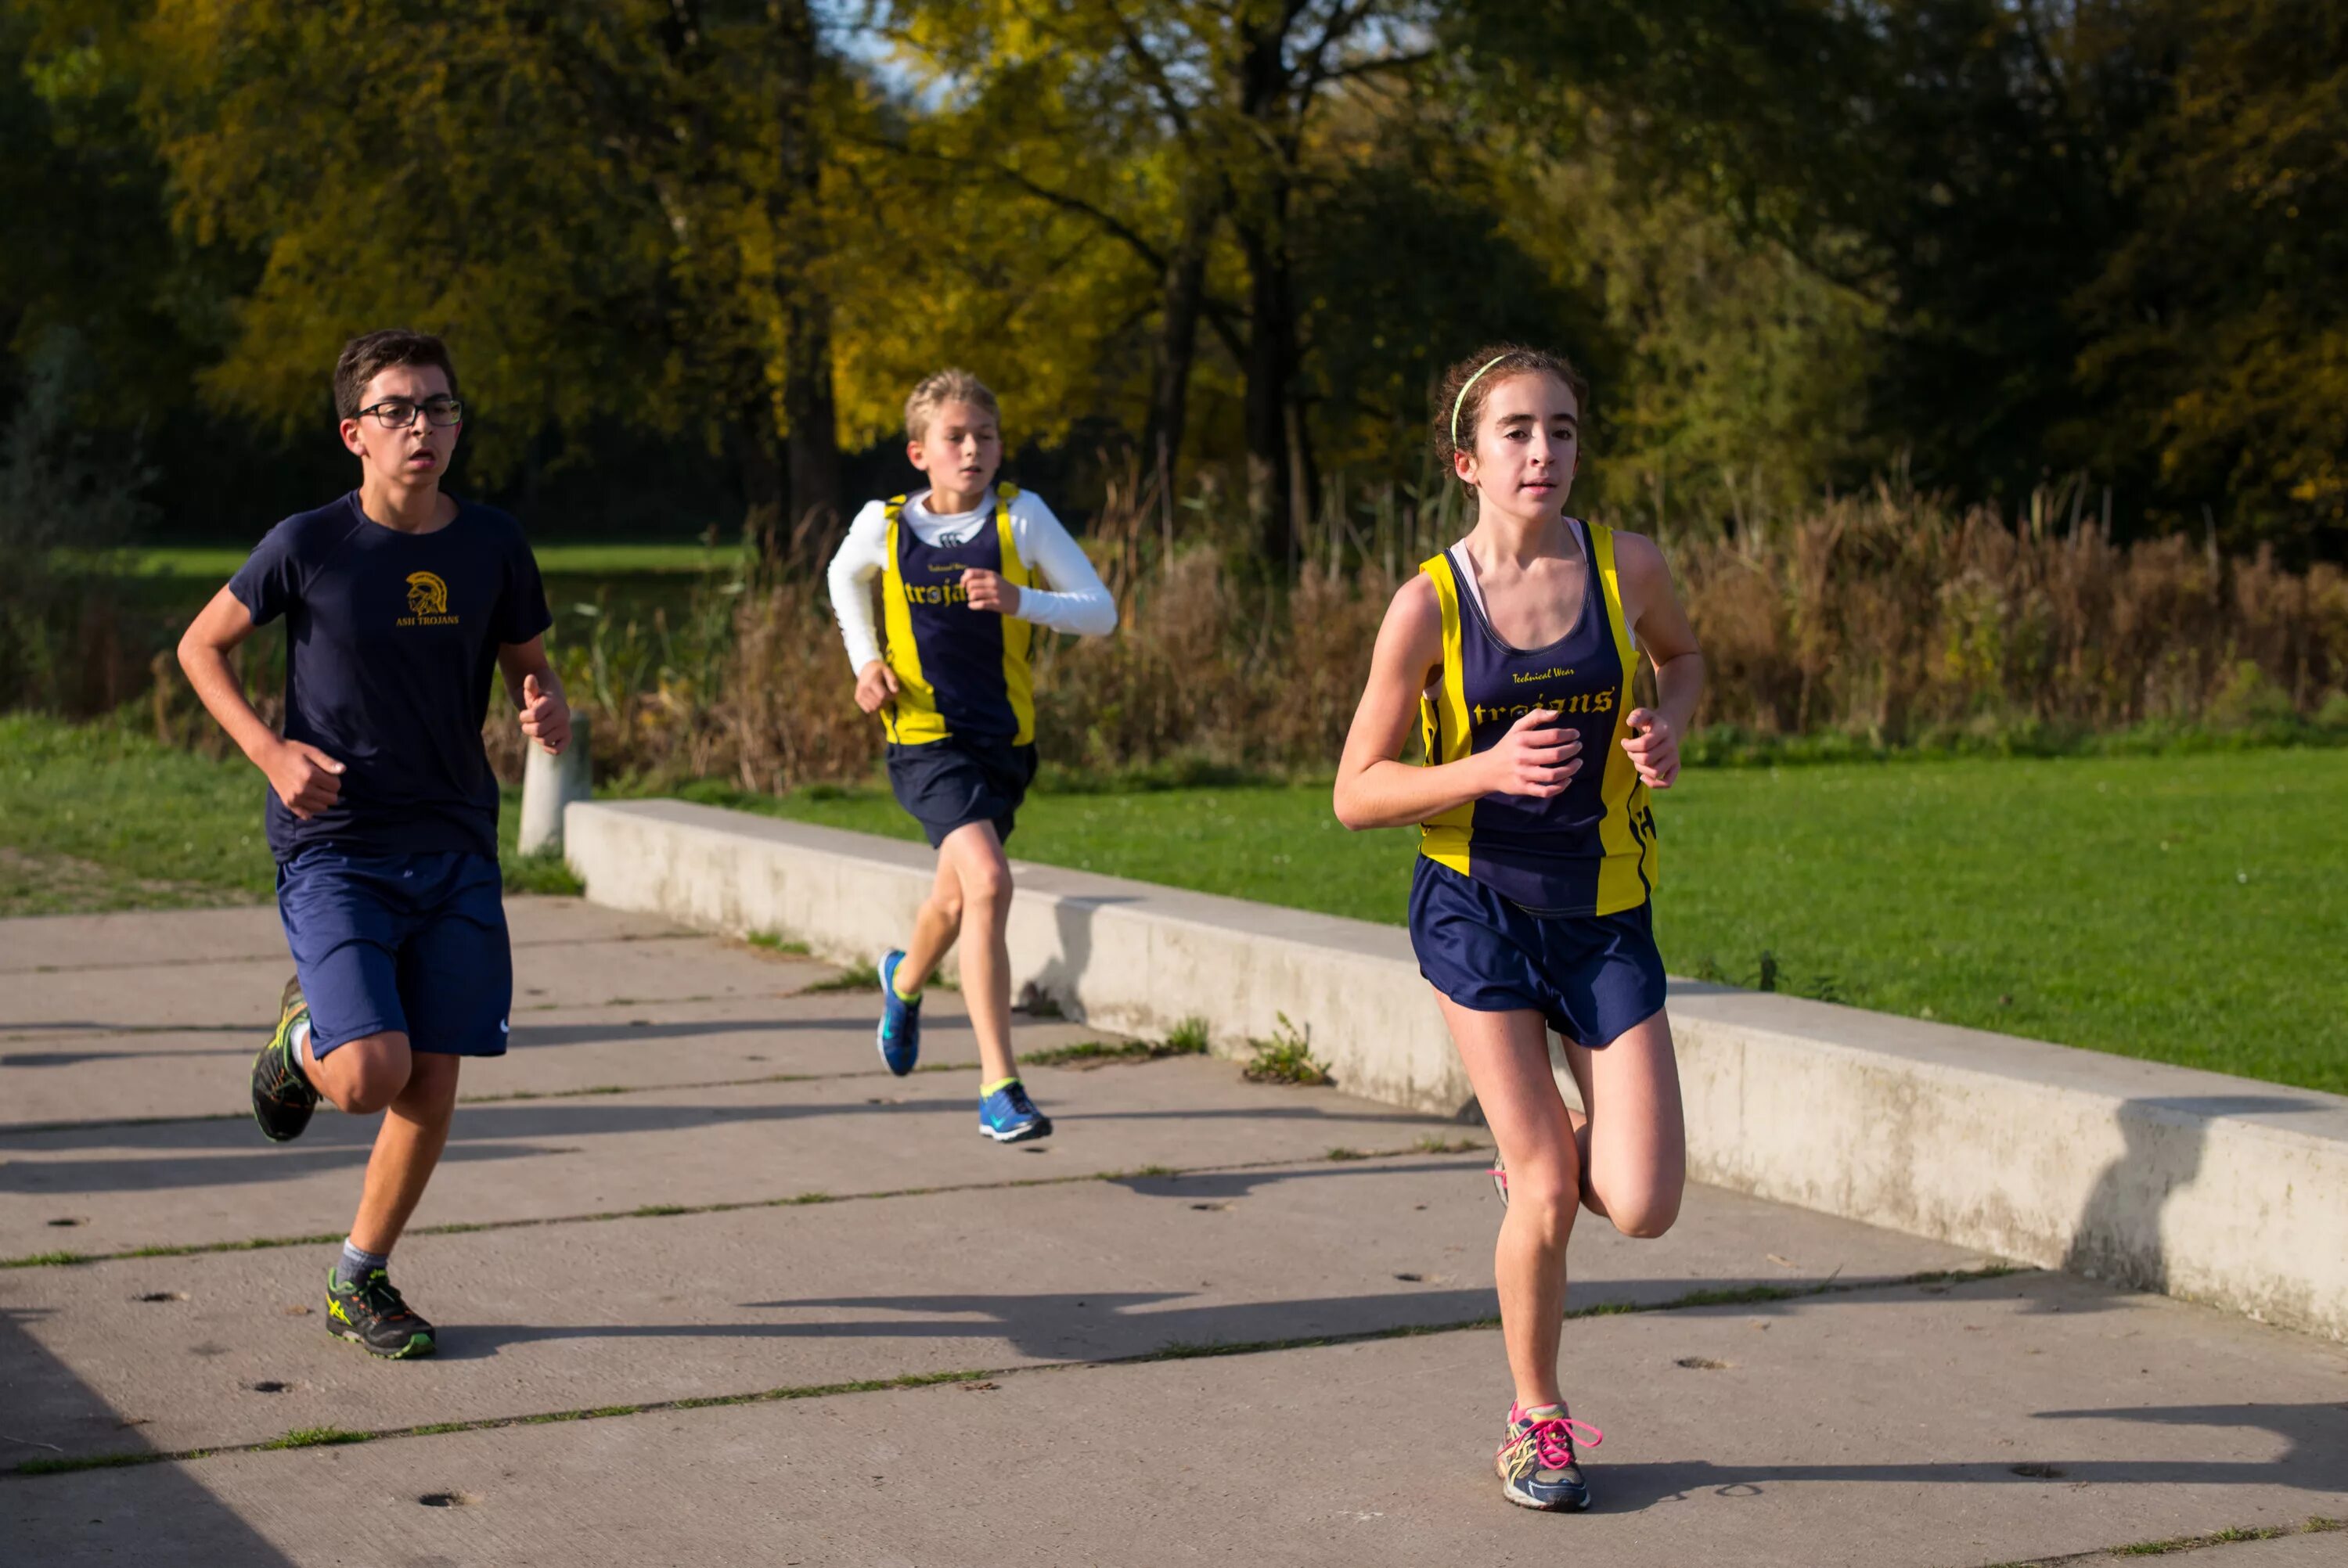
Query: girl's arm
1332 575 1584 830
1614 533 1705 789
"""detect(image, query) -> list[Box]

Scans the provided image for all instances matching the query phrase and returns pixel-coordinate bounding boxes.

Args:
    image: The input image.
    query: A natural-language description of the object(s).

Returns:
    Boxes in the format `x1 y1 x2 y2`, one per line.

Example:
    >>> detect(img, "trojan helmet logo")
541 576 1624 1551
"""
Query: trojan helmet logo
405 572 449 617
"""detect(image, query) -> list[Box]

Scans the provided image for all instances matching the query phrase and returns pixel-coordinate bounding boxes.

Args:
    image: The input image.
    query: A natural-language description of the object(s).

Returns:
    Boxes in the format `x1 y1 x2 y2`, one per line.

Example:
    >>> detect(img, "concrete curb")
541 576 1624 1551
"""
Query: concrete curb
564 798 2348 1341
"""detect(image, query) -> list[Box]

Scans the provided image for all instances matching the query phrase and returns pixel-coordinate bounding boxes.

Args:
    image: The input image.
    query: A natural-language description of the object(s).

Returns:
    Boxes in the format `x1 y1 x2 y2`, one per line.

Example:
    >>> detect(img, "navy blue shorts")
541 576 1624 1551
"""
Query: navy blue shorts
1409 858 1667 1048
886 739 1039 848
276 850 512 1059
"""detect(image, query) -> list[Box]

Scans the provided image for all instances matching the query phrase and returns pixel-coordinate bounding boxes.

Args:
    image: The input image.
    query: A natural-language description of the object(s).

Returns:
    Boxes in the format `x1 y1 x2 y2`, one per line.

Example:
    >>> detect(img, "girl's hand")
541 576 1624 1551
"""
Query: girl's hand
1621 708 1680 788
1480 707 1583 799
962 568 1021 616
854 660 900 714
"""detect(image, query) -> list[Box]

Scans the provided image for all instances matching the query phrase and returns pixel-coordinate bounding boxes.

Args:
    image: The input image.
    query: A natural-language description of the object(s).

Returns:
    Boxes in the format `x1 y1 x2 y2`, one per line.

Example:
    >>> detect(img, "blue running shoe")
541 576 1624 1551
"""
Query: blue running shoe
978 1080 1053 1143
876 951 921 1077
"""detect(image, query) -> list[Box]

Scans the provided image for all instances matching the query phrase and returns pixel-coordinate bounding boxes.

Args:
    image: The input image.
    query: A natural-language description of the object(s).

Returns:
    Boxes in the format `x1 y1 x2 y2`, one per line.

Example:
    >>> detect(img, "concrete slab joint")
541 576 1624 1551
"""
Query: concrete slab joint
562 797 2348 1343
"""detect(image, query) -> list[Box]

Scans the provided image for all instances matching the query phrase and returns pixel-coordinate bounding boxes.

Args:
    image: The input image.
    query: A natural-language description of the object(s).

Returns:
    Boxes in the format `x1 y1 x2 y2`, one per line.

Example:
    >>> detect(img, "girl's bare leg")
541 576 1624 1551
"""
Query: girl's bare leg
1439 994 1579 1412
1560 1009 1686 1237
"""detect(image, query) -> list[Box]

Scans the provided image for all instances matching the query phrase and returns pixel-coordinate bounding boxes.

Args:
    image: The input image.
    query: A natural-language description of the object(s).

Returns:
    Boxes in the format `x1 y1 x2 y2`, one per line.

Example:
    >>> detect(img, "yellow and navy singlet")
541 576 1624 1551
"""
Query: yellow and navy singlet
1418 519 1658 916
878 484 1037 746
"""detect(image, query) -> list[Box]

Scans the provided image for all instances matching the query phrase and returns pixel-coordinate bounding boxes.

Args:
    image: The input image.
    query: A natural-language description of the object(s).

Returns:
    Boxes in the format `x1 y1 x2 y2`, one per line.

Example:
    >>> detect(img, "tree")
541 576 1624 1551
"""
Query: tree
1449 1 2165 512
873 0 1435 562
131 0 870 538
2072 0 2348 553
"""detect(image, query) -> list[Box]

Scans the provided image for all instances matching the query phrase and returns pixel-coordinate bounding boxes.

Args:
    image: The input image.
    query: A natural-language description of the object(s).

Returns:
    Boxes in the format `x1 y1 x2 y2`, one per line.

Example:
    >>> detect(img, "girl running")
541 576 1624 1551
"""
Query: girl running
1333 344 1704 1512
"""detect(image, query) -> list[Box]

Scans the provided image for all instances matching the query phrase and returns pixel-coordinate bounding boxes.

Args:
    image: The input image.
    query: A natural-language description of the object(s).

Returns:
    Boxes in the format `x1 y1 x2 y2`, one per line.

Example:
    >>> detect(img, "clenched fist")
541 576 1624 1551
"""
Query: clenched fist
961 568 1022 616
520 672 571 756
1480 708 1583 800
266 740 345 820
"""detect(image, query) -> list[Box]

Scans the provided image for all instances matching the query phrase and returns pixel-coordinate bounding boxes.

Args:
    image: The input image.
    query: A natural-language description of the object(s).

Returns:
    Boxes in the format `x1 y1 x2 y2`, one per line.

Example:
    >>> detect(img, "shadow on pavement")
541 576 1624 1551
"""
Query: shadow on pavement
0 1308 294 1560
434 1261 1998 1365
1595 1394 2348 1512
0 1097 980 1191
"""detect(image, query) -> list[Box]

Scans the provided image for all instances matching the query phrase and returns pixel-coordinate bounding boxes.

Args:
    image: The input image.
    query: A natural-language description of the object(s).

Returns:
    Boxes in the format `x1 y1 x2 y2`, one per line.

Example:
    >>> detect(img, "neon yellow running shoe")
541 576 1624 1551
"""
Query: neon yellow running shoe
250 975 319 1143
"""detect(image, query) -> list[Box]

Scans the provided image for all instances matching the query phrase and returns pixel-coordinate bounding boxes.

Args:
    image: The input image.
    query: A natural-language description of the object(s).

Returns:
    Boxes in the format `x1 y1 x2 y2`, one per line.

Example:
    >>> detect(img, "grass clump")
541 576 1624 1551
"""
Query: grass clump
1413 1135 1484 1155
744 930 811 955
1242 1013 1333 1086
1163 1016 1211 1054
503 848 584 897
260 1427 370 1451
799 969 880 994
1021 1030 1209 1070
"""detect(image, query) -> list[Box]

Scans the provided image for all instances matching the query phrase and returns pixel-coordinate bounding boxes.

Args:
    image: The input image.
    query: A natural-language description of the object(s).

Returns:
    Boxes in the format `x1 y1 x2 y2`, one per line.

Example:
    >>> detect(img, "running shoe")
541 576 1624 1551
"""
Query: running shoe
1496 1402 1602 1512
326 1266 437 1359
250 975 319 1144
1490 1157 1510 1206
978 1080 1053 1143
876 950 921 1077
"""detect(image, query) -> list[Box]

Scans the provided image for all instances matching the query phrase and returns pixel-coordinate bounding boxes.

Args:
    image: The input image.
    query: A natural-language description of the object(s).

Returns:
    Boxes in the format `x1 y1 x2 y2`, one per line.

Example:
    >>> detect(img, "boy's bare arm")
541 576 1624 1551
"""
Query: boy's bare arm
177 584 346 819
496 638 572 755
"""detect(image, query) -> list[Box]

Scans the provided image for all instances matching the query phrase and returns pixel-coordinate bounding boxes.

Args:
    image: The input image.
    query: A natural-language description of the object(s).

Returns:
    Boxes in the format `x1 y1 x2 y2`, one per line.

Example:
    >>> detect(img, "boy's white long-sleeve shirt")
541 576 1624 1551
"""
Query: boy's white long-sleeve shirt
825 487 1118 673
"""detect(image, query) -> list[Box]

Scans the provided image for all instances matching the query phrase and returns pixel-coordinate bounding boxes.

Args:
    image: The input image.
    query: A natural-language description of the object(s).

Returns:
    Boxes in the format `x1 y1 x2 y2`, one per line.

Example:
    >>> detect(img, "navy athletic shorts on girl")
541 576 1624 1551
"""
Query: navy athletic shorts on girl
1408 858 1667 1048
277 849 513 1059
886 737 1039 847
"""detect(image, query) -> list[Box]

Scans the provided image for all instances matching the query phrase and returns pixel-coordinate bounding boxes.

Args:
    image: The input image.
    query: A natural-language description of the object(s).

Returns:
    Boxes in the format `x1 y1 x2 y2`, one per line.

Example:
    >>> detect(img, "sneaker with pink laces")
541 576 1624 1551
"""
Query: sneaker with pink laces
1496 1401 1601 1511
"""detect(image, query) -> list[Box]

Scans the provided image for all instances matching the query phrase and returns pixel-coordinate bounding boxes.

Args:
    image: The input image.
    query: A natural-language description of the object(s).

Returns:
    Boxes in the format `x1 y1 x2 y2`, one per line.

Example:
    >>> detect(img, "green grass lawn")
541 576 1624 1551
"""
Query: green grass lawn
0 714 576 917
682 751 2348 1094
5 711 2341 1093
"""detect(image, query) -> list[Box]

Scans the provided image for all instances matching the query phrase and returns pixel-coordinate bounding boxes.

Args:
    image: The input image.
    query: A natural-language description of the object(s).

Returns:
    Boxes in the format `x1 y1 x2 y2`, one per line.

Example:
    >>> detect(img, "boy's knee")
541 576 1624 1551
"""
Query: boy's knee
320 1031 411 1114
961 858 1013 908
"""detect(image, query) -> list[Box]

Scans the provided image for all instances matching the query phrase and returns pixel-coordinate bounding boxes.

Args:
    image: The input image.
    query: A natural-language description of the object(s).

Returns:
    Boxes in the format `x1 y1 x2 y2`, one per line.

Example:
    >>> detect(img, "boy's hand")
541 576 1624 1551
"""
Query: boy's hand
962 568 1021 616
265 739 345 820
520 672 570 756
1621 708 1680 788
854 660 900 714
1479 707 1583 799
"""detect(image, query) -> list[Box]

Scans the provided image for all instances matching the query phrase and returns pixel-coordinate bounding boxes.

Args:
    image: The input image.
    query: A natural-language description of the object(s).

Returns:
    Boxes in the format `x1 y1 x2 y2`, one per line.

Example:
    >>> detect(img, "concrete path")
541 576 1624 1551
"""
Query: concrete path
2 900 2343 1566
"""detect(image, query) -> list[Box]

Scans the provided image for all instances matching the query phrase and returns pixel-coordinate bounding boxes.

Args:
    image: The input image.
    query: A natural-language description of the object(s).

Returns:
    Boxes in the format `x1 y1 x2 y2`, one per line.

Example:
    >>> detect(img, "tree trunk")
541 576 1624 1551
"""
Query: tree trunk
730 401 784 529
1233 13 1305 567
783 309 841 551
1242 218 1298 565
1145 191 1217 485
772 0 840 554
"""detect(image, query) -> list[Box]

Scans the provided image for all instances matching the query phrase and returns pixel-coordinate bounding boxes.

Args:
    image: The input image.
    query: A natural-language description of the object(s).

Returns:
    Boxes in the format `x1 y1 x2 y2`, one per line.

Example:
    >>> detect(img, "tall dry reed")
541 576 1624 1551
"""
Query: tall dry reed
516 471 2344 793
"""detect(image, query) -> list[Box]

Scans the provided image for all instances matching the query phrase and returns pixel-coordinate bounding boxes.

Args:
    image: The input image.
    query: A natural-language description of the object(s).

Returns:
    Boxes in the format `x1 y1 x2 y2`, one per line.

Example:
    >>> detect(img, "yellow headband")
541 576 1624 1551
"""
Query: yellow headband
1449 354 1512 450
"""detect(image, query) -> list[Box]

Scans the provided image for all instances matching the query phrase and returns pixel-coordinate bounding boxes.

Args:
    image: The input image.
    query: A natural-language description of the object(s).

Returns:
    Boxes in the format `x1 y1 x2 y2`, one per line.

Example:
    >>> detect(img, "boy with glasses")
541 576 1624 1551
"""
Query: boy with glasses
177 329 567 1358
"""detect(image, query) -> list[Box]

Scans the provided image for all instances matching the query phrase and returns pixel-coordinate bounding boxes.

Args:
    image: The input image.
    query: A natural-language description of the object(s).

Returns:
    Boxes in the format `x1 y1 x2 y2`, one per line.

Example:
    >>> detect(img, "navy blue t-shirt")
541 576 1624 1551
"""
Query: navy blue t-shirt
229 492 553 863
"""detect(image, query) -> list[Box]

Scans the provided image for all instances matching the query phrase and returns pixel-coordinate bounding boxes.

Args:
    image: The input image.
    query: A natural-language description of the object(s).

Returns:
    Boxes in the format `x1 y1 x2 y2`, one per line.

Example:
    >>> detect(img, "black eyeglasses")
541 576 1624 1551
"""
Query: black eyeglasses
357 396 464 429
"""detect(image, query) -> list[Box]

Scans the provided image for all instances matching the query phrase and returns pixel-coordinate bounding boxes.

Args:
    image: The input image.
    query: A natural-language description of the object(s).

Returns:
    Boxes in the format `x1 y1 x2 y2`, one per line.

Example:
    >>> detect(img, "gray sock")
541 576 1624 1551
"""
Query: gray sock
336 1239 389 1290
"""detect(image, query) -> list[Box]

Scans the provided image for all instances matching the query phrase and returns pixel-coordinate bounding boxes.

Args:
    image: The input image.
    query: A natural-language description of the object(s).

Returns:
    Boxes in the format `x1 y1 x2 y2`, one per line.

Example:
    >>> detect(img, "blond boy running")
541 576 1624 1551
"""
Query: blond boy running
825 370 1117 1141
